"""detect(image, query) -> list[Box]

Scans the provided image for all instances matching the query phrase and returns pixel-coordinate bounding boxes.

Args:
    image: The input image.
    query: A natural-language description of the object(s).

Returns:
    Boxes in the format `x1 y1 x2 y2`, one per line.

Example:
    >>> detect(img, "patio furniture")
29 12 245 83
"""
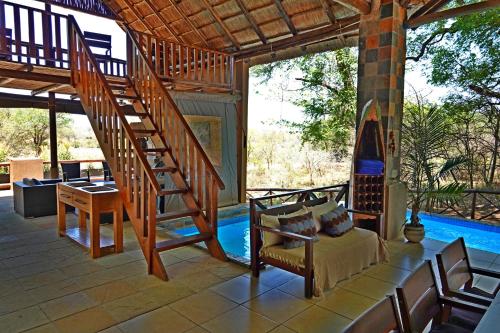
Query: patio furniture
102 161 114 181
436 237 499 306
474 290 500 333
396 260 487 333
251 194 387 298
342 295 402 333
57 182 123 258
13 179 73 217
61 162 90 182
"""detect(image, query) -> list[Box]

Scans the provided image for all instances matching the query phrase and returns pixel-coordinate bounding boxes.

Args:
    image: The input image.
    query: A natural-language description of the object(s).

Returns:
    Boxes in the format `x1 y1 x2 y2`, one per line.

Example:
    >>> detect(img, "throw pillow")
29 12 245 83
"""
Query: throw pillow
279 211 319 249
306 199 338 232
32 178 43 185
320 204 353 237
260 207 308 247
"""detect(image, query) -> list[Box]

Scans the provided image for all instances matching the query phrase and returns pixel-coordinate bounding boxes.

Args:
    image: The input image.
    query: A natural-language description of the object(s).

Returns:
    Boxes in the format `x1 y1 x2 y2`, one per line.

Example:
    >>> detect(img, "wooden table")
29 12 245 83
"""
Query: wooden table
57 181 123 258
474 291 500 332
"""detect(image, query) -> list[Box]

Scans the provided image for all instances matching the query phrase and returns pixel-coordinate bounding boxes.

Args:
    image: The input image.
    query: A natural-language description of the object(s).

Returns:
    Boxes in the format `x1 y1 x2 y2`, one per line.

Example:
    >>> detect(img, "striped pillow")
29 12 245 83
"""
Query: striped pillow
320 205 353 237
278 212 319 249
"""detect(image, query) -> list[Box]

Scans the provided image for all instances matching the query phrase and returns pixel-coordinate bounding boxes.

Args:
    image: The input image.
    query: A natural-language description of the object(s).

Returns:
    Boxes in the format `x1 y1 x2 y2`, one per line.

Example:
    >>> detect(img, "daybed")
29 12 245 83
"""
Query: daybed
250 193 388 298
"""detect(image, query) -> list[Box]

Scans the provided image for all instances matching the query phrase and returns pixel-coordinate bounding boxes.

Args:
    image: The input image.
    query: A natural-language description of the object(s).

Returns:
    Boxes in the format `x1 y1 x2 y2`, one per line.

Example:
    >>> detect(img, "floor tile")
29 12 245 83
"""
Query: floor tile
0 306 49 332
142 279 194 306
54 306 116 333
40 291 98 320
277 277 320 303
284 306 351 333
102 292 160 322
23 323 60 333
316 288 377 320
119 305 195 333
244 267 297 289
467 248 497 263
363 264 412 284
170 290 238 325
268 326 296 333
210 275 272 304
0 290 39 316
84 280 137 304
340 276 396 301
202 306 278 333
243 289 311 323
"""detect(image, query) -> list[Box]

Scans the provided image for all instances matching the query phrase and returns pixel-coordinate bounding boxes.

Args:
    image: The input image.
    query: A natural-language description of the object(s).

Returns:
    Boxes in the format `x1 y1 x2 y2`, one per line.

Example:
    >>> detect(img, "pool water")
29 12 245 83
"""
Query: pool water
175 212 500 259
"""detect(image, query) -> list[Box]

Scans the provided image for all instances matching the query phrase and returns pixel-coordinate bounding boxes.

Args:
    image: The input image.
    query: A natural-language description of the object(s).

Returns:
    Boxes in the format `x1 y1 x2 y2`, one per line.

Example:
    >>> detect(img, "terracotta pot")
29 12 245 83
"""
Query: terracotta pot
404 224 425 243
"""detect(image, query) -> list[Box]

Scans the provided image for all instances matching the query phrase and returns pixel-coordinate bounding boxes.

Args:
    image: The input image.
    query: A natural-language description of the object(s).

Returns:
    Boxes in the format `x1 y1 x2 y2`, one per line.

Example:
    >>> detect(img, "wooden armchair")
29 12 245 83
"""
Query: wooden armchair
396 260 487 333
342 295 403 333
436 237 499 307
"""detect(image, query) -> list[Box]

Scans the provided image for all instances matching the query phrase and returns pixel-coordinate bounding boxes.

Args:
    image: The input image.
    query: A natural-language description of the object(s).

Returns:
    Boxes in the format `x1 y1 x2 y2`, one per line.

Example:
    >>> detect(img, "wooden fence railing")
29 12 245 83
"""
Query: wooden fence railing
133 31 234 90
0 0 126 76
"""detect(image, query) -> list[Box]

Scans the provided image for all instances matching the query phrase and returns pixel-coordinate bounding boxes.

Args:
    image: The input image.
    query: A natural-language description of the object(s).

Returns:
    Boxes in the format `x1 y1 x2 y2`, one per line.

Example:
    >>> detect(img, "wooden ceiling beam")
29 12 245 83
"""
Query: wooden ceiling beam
234 0 267 44
200 0 241 50
142 0 182 43
406 0 500 28
333 0 371 15
410 0 452 20
0 68 69 84
0 77 15 85
121 0 155 35
31 83 61 96
320 0 337 24
167 0 209 47
234 15 359 59
273 0 298 35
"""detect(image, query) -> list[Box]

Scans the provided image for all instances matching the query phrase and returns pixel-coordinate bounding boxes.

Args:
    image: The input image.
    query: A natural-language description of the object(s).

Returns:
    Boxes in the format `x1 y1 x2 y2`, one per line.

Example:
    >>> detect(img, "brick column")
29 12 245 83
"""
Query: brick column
356 0 406 180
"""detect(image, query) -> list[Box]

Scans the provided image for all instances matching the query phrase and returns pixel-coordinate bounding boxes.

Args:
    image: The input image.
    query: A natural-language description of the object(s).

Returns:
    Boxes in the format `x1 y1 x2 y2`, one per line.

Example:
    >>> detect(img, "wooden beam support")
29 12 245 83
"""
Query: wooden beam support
320 0 337 24
273 0 297 35
122 0 155 35
0 68 69 84
410 0 452 20
142 0 182 43
234 0 267 44
200 0 241 49
31 83 61 96
167 0 209 47
233 15 359 60
333 0 371 15
406 0 500 28
0 77 14 85
48 91 58 179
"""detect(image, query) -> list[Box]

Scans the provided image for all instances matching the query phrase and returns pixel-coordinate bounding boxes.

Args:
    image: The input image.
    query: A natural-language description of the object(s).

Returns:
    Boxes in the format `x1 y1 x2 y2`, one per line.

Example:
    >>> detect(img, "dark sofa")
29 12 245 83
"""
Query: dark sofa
13 179 71 218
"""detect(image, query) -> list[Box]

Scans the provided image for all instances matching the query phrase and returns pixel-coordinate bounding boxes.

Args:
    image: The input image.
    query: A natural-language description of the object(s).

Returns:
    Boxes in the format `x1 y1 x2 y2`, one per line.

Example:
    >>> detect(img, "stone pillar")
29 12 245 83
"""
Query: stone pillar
356 0 406 180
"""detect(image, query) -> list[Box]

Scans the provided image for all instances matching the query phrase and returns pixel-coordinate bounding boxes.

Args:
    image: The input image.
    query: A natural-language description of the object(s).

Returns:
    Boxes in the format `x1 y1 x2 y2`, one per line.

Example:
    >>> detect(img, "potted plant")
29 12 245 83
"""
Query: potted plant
402 101 466 243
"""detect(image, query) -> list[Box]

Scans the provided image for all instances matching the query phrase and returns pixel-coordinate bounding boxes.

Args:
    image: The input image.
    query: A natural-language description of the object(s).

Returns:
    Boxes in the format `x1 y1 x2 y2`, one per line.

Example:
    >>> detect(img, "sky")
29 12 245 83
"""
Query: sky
2 0 450 132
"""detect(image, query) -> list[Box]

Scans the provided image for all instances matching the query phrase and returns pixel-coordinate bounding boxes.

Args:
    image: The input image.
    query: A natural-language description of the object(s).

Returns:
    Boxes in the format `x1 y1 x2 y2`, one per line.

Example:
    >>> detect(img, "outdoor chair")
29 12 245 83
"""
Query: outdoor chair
342 295 403 333
436 237 499 306
396 260 487 333
61 162 90 182
102 161 114 181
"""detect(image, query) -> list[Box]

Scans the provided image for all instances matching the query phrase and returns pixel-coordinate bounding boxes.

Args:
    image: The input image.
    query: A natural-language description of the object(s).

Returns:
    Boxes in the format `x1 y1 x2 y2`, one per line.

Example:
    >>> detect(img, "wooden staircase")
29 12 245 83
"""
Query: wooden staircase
67 16 226 280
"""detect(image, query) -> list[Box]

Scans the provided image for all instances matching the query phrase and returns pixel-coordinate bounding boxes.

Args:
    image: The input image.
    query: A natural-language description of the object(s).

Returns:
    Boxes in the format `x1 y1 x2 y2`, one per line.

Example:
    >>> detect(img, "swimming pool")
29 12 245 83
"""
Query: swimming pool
175 212 500 260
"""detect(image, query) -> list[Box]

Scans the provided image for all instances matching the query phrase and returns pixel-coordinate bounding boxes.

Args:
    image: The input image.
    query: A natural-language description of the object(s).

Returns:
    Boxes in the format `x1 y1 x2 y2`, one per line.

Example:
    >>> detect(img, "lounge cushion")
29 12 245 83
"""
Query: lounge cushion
279 212 318 249
306 199 338 232
320 204 353 237
261 207 308 247
260 227 388 297
32 178 43 185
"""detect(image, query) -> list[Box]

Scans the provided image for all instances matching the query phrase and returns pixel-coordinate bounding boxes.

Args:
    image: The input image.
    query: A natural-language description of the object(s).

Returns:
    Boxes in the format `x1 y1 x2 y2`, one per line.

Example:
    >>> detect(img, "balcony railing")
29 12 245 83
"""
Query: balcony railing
0 0 126 76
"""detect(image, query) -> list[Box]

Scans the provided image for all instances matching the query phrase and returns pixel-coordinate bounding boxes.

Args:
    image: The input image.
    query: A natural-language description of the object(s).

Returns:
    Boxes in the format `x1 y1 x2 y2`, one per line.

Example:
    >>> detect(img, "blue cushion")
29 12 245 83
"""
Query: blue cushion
31 178 43 185
320 204 354 237
278 212 319 249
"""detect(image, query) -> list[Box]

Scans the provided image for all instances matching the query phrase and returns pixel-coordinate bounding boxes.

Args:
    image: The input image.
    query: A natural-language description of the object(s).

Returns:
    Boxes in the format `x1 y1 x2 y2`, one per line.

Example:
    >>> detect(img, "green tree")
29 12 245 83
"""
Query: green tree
252 48 357 157
0 108 72 158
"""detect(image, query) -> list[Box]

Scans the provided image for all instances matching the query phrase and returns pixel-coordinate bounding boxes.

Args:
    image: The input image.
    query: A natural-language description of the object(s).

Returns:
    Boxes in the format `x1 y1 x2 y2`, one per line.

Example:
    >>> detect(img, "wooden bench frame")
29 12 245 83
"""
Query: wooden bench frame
249 185 382 298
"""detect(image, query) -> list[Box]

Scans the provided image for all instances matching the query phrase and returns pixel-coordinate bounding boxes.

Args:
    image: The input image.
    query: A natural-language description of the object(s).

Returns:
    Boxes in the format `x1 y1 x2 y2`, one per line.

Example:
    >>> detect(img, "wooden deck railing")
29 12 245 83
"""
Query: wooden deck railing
127 30 225 223
0 0 126 76
68 16 164 277
133 31 234 90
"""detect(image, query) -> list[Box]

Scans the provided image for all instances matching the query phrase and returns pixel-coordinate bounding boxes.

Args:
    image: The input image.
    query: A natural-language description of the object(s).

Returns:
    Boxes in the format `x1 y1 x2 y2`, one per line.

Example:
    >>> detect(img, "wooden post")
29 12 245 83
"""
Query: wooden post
48 92 59 179
470 191 477 220
235 60 249 203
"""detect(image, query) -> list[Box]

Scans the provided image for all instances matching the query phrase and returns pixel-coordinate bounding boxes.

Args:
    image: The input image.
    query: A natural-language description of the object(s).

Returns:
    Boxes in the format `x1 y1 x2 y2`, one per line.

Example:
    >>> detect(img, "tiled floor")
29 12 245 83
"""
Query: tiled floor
0 190 498 333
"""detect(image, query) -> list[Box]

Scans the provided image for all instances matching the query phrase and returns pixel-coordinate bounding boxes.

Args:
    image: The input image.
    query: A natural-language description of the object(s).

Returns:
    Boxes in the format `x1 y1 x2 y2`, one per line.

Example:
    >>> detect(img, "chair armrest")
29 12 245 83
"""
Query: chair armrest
448 290 492 306
471 267 500 279
253 225 313 242
439 295 488 314
347 209 382 217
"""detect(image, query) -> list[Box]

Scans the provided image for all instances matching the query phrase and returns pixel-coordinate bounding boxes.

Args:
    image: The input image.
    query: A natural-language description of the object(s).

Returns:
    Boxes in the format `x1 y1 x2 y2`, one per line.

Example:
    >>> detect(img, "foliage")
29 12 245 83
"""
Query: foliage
401 95 467 226
252 48 357 158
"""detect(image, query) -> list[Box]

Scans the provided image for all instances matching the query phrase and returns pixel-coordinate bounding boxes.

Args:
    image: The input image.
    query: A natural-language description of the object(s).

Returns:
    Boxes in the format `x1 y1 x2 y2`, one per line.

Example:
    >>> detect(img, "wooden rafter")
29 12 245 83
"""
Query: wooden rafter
406 0 500 28
320 0 337 24
410 0 452 20
234 0 267 44
273 0 297 35
121 0 155 35
333 0 371 15
142 0 181 43
31 83 61 96
167 0 209 47
200 0 241 50
234 15 359 59
0 68 69 84
0 77 15 85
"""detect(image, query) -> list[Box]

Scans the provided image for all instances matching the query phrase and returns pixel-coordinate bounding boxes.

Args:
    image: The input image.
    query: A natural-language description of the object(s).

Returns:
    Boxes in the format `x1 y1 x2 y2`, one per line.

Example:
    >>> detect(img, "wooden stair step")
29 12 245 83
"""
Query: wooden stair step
156 209 200 222
115 94 140 100
158 188 188 196
152 167 177 173
143 148 168 153
132 129 156 136
155 232 212 252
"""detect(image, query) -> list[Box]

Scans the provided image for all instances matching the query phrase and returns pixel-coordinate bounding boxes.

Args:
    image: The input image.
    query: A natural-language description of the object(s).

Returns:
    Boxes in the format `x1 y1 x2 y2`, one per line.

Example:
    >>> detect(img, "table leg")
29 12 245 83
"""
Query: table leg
90 209 101 258
78 210 87 229
114 205 123 253
57 199 66 237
